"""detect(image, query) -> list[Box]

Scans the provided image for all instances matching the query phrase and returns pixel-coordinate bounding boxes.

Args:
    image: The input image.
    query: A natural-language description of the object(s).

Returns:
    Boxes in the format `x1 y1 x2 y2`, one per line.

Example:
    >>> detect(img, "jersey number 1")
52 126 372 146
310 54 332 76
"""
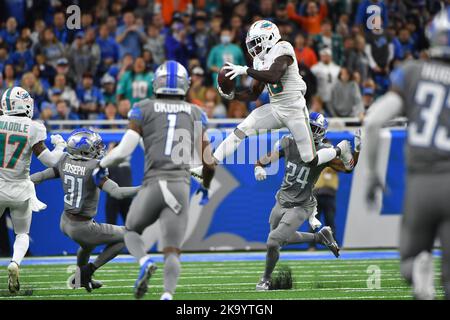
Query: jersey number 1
0 133 27 169
164 114 177 156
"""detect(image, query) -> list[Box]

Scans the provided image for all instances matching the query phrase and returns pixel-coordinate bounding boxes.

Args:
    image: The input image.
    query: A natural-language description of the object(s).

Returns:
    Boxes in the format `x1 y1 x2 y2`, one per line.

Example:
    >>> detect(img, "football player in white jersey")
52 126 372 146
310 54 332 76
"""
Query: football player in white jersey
211 20 354 171
0 87 66 294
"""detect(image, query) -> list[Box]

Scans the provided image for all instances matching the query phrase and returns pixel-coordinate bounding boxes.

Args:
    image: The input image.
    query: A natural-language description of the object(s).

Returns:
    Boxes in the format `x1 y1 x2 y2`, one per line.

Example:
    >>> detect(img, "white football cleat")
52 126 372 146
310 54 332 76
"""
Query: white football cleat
8 261 20 294
160 292 173 300
256 278 271 291
412 251 435 300
337 140 354 171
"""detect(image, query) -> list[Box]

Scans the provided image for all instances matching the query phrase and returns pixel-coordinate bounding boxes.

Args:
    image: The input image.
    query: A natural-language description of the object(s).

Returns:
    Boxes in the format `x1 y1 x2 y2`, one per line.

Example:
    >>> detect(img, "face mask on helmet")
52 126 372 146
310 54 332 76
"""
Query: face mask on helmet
246 36 265 58
310 124 326 143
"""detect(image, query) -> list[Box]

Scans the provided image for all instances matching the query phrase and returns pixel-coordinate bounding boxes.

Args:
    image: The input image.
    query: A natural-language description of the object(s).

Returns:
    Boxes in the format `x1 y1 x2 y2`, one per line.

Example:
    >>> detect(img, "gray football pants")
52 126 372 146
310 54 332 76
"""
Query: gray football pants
60 213 125 268
399 172 450 299
125 179 189 251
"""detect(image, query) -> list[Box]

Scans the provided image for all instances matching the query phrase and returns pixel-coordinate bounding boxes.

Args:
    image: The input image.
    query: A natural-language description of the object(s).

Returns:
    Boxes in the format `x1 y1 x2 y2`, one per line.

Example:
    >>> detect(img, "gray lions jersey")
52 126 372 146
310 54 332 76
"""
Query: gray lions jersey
128 98 207 184
390 59 450 173
53 153 101 218
276 134 332 208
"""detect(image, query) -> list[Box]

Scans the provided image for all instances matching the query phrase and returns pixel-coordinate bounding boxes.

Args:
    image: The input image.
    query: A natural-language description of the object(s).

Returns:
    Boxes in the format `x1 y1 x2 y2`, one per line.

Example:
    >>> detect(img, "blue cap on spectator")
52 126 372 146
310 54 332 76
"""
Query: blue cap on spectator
41 102 56 115
50 88 63 96
56 58 68 66
108 65 120 79
363 87 374 96
75 31 85 38
101 73 116 85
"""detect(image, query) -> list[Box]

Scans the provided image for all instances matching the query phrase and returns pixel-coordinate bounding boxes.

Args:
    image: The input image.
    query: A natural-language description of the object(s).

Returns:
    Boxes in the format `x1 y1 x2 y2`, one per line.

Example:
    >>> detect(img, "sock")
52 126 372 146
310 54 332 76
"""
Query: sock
287 231 316 244
164 253 181 294
12 233 29 265
213 131 243 163
125 230 147 262
263 244 280 280
93 242 125 269
316 148 337 166
77 246 93 267
139 255 151 266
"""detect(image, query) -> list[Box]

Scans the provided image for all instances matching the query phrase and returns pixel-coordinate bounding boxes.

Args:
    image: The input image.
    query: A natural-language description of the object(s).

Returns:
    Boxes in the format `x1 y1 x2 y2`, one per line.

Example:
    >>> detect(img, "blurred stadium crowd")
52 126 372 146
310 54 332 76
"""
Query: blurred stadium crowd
0 0 444 129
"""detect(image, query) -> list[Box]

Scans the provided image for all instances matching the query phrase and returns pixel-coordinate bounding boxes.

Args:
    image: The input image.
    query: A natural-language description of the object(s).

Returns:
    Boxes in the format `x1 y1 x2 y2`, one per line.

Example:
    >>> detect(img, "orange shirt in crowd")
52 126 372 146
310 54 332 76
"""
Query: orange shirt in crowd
287 2 328 35
295 47 318 68
155 0 193 25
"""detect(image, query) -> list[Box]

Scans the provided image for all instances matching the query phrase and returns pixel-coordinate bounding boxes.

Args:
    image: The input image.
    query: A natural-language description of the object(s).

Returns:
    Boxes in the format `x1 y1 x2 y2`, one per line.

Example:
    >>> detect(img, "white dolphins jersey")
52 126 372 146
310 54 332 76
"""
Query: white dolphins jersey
0 115 46 182
253 41 307 105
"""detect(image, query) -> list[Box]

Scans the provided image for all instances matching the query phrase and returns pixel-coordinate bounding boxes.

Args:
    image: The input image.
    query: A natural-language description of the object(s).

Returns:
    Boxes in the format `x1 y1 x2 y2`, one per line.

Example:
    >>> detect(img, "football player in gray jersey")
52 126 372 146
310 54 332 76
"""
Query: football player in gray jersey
99 60 215 300
31 128 140 292
365 7 450 300
254 112 360 290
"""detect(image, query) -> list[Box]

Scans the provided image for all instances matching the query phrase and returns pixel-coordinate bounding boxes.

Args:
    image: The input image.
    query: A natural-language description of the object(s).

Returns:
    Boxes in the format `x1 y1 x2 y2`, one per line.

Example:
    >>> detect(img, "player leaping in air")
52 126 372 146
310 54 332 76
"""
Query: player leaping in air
192 20 354 178
0 87 67 294
254 112 360 290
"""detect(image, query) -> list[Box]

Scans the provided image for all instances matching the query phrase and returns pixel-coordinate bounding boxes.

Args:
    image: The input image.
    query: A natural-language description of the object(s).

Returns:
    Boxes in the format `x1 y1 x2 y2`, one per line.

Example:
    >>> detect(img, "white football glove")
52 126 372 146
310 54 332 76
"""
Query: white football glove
50 134 66 150
354 129 362 152
254 166 267 181
223 62 248 80
217 84 235 100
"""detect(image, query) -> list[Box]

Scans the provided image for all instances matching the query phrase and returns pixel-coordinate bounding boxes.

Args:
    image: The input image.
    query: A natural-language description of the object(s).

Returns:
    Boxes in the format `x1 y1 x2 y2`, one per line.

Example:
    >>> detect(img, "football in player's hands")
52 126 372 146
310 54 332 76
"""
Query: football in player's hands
218 66 235 94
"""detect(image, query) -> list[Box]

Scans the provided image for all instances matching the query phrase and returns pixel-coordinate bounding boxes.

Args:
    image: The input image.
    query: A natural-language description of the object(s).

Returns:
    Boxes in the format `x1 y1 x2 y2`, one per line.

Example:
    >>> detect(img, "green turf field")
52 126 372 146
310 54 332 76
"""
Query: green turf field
0 257 445 300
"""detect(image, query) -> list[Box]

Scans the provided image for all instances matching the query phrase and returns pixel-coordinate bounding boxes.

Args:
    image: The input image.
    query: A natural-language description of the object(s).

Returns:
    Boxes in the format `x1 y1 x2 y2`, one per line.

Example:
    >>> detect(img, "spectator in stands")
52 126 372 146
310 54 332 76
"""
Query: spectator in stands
207 27 246 87
55 57 76 87
188 66 207 104
328 68 364 119
311 47 340 111
30 19 45 48
393 28 416 61
1 63 18 89
101 73 117 105
134 0 154 25
34 53 56 86
294 33 318 69
192 11 211 69
143 24 165 65
313 20 344 65
97 102 122 129
344 34 370 82
52 73 79 111
21 71 46 110
10 38 33 78
97 23 120 75
230 14 246 46
142 49 157 72
116 11 146 59
0 45 11 75
51 99 80 130
287 0 328 36
362 86 375 113
117 98 131 120
67 31 99 85
81 12 95 31
53 11 69 45
298 61 317 107
155 0 193 26
165 21 194 69
84 28 101 76
39 101 54 122
228 100 248 119
116 56 153 105
76 72 104 119
106 16 119 38
208 14 223 48
0 17 19 51
34 27 65 69
258 0 275 19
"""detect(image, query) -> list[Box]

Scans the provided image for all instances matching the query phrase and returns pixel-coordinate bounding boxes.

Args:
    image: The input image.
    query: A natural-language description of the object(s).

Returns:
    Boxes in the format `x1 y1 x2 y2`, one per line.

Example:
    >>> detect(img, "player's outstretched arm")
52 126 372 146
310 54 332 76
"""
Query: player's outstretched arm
100 178 140 200
328 130 362 173
254 139 284 181
246 56 293 84
30 168 58 184
100 121 141 168
32 134 66 168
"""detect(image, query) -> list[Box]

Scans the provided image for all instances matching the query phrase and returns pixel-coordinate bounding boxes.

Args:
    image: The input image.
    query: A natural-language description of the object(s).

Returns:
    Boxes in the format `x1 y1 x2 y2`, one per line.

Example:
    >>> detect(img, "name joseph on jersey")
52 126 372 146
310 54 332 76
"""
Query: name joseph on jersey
63 162 87 176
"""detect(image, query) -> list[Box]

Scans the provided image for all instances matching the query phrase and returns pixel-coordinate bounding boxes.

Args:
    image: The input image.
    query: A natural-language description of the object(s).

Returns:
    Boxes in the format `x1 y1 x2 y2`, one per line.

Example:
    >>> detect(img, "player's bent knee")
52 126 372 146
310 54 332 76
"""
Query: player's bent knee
267 234 282 249
301 153 317 165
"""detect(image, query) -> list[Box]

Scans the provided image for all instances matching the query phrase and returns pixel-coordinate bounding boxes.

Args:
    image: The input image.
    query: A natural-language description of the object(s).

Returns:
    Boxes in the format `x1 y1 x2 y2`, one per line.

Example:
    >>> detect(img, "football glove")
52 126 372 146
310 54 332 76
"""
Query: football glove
354 129 362 152
223 62 248 80
195 184 209 205
50 134 66 150
217 84 235 100
254 166 267 181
